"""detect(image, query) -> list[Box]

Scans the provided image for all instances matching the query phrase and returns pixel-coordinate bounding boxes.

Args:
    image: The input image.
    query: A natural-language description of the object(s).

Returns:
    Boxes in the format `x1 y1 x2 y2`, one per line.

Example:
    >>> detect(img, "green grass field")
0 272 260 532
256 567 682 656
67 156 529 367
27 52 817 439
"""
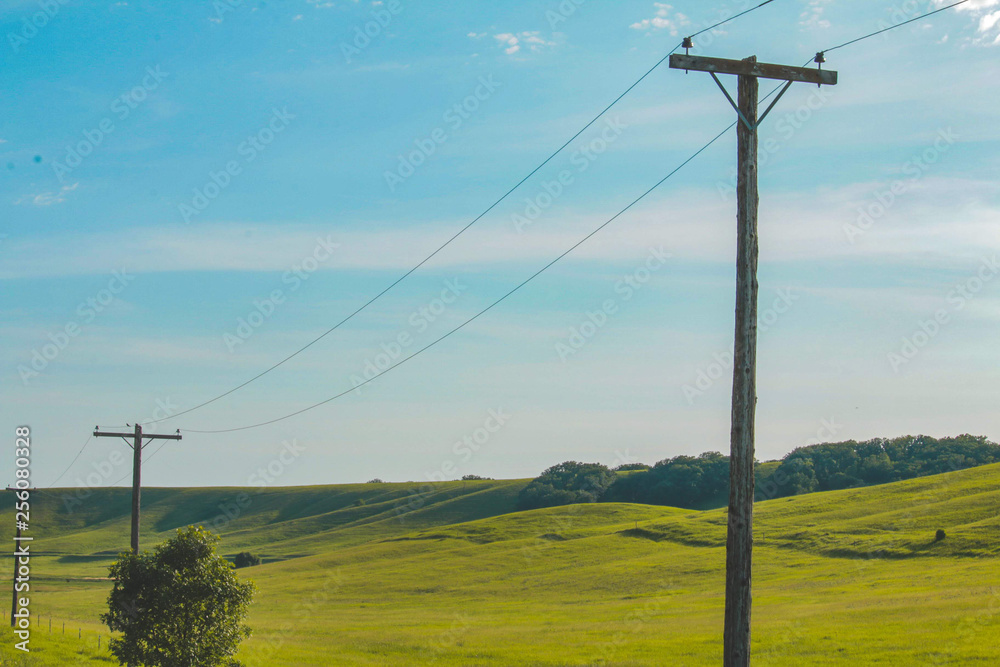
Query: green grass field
1 464 998 665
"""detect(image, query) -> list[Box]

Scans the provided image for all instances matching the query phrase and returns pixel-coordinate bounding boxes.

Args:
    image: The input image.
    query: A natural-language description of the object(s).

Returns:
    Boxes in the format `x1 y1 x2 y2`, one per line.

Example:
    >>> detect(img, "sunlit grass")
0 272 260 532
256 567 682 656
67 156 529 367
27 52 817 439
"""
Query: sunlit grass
2 465 998 665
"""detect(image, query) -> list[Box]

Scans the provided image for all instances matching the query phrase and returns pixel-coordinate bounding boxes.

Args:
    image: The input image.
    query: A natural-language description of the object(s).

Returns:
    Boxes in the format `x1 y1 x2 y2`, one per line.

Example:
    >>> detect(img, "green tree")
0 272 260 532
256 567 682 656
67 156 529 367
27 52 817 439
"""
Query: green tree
233 552 261 569
517 461 617 510
102 526 256 667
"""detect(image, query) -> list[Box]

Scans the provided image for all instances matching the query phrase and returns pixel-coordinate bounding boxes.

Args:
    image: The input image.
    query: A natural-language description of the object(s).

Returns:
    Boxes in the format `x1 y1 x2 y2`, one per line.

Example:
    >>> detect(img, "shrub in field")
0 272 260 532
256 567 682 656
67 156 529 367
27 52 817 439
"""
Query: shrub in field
102 526 256 667
233 551 262 568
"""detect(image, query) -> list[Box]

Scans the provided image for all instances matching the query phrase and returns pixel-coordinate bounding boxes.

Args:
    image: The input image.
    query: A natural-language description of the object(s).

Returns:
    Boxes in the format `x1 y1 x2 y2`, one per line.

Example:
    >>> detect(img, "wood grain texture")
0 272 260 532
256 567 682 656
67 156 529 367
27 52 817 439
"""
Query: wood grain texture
724 57 759 667
669 53 837 85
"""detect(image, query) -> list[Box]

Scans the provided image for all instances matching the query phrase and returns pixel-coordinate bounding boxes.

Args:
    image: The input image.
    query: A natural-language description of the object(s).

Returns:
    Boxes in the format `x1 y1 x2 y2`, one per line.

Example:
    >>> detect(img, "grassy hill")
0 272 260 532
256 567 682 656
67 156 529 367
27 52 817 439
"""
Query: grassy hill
1 465 999 665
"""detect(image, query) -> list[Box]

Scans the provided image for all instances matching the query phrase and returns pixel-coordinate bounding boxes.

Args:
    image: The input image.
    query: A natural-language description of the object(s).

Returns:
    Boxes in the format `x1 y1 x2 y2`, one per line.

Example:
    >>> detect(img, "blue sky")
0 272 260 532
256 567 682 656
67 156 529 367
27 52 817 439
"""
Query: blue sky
2 0 999 488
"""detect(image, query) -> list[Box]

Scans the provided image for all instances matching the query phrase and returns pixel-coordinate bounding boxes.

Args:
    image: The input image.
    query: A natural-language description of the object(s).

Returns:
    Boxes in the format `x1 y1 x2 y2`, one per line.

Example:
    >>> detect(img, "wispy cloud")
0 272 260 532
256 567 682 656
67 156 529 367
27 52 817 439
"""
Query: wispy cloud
800 0 833 29
4 176 998 279
935 0 1000 44
14 182 78 207
629 3 689 35
492 31 555 56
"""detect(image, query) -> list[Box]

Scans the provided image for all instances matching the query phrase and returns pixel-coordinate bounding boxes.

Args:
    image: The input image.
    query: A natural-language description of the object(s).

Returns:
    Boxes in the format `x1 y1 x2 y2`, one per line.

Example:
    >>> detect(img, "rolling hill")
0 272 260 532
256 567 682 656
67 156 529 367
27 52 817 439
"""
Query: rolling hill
1 464 998 665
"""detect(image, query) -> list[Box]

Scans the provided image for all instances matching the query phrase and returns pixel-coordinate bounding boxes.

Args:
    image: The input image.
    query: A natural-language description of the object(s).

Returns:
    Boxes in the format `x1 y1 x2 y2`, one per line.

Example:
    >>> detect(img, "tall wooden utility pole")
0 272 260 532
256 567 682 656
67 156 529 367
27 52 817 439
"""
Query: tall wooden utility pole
94 425 182 553
669 52 837 667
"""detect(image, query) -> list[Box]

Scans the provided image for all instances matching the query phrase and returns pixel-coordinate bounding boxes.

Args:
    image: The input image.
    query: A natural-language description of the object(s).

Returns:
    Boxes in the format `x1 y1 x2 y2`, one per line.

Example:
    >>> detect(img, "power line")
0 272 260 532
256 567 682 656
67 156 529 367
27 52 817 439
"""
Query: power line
46 435 93 488
819 0 970 55
692 0 776 39
180 0 979 435
183 120 741 434
143 0 783 427
183 71 794 435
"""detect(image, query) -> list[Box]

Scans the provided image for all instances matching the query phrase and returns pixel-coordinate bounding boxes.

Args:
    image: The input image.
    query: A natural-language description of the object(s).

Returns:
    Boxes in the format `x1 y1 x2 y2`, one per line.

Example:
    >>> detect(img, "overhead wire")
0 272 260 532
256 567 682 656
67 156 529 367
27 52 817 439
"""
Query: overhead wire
140 0 784 427
178 0 976 435
818 0 969 55
45 435 93 488
183 117 745 433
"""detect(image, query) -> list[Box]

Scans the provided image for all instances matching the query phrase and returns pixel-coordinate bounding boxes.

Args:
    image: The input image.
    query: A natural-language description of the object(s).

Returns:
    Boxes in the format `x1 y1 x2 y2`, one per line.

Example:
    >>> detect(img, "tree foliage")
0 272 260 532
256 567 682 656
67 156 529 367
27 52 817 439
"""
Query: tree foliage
102 526 256 667
768 434 1000 495
604 452 729 508
517 435 1000 511
516 461 617 510
233 552 261 569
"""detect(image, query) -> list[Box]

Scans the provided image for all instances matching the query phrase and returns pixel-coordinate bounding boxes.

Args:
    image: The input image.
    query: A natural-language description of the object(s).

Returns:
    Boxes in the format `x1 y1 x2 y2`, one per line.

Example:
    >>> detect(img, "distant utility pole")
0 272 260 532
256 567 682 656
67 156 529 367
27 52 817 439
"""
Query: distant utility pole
669 51 837 667
93 425 182 554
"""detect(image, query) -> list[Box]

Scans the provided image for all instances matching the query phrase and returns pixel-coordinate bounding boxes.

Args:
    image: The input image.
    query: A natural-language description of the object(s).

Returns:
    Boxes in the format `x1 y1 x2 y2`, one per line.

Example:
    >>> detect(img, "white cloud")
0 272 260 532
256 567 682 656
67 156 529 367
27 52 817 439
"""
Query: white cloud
14 182 78 207
800 0 833 30
3 175 998 280
492 31 554 56
630 3 689 35
934 0 1000 44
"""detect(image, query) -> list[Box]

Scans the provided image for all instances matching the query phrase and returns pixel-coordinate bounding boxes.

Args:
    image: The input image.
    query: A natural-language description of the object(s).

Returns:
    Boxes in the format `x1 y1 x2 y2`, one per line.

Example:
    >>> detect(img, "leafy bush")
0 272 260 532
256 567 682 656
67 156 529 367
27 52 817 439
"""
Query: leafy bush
367 478 385 484
233 551 262 568
935 529 946 542
516 462 616 511
461 474 493 480
103 526 255 667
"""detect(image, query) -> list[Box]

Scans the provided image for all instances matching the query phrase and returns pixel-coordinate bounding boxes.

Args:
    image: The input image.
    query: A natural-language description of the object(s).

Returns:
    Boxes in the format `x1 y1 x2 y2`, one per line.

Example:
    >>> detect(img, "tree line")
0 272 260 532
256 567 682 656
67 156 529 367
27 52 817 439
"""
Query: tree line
516 434 1000 511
